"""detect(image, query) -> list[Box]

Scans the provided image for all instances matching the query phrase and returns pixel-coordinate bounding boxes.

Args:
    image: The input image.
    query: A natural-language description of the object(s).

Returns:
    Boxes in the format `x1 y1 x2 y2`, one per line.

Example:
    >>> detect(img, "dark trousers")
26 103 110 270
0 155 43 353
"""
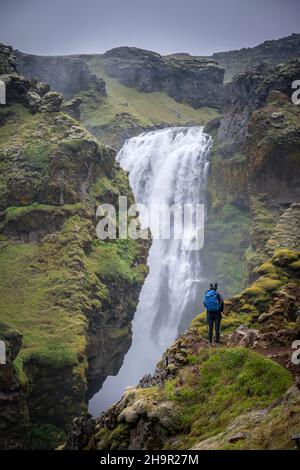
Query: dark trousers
207 311 222 344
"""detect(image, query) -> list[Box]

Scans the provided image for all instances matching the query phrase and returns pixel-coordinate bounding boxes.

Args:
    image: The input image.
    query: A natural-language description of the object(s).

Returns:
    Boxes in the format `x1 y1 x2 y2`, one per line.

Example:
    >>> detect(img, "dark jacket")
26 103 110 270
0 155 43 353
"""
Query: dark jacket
216 292 224 313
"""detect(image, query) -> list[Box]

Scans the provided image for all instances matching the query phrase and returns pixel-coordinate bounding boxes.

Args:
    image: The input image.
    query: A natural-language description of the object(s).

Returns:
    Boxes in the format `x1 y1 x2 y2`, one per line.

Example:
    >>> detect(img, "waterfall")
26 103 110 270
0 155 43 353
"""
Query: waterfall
89 126 212 416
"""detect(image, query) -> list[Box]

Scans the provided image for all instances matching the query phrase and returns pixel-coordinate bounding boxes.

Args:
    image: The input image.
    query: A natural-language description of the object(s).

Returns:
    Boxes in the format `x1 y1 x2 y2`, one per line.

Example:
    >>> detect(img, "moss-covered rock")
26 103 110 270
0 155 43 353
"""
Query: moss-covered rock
0 50 149 449
66 346 293 450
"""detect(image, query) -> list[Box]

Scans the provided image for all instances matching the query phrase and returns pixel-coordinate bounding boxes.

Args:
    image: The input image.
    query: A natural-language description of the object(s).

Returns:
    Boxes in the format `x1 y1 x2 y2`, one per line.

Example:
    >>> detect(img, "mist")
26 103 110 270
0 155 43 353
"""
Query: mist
0 0 300 56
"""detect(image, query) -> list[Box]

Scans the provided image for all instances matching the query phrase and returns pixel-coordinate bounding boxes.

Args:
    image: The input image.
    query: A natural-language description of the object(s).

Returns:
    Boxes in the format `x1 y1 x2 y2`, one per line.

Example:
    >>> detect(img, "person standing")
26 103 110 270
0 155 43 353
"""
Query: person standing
203 283 224 345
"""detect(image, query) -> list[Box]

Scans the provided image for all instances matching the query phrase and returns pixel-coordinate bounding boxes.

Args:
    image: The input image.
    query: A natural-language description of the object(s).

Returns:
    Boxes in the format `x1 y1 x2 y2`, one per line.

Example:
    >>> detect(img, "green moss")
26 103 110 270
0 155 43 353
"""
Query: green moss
0 105 41 149
90 168 132 204
79 57 219 148
0 231 88 369
242 285 270 306
161 348 292 449
29 423 66 450
186 354 199 365
94 428 111 450
23 142 56 169
290 260 300 270
240 303 257 313
254 261 280 278
255 278 282 292
109 423 131 450
272 249 300 267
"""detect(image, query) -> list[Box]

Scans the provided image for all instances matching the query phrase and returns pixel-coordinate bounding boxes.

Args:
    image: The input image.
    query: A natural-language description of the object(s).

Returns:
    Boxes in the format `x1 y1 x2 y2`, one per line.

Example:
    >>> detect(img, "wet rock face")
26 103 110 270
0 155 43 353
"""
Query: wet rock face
102 46 225 108
14 50 106 99
217 59 300 157
64 413 96 450
247 92 300 206
203 58 300 288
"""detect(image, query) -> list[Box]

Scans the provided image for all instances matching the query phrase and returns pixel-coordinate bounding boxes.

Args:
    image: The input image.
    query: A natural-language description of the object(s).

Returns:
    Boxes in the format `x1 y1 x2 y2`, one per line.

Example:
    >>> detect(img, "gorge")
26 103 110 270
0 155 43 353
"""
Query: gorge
0 32 300 450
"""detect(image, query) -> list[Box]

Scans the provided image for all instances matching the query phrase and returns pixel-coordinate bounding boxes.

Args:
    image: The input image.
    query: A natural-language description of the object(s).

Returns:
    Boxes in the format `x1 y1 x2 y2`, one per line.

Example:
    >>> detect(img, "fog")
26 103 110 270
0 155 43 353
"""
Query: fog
0 0 299 56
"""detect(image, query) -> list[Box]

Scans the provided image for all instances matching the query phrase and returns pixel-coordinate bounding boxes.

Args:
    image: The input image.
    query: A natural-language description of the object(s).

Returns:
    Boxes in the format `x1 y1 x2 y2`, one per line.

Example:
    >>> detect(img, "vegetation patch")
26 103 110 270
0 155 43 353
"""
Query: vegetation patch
78 57 219 148
161 348 292 449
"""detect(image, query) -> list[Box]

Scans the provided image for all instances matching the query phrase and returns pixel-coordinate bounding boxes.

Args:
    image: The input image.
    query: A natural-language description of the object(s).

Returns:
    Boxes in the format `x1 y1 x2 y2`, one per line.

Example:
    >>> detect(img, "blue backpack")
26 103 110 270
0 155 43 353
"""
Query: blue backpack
204 289 220 312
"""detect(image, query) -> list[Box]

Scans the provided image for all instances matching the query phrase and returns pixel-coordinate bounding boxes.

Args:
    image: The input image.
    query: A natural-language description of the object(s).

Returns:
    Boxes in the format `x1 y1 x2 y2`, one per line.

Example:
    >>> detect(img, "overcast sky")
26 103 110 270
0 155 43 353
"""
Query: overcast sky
0 0 299 56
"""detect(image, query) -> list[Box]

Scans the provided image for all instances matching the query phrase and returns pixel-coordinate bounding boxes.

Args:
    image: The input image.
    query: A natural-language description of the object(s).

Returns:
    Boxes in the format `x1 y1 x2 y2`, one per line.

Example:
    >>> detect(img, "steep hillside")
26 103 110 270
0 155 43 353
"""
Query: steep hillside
211 33 300 82
202 59 300 297
0 45 148 449
77 55 220 149
64 247 300 450
15 50 106 100
12 45 221 150
98 47 224 108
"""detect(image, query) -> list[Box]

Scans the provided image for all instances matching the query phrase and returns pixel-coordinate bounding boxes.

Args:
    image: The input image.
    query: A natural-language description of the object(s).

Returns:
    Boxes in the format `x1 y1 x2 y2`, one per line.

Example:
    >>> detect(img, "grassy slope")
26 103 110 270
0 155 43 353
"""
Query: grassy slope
78 56 219 147
0 105 144 367
89 347 293 450
0 102 148 447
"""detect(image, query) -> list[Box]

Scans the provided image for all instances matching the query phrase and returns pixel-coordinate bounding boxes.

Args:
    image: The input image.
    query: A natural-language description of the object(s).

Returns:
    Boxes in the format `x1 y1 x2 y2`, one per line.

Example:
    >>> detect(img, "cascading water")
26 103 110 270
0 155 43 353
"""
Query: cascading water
89 126 212 416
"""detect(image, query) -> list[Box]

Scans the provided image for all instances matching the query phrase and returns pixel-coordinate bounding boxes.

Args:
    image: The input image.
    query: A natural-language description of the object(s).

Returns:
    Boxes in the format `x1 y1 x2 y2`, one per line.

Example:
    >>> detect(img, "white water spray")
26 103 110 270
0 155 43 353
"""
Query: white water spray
89 126 211 415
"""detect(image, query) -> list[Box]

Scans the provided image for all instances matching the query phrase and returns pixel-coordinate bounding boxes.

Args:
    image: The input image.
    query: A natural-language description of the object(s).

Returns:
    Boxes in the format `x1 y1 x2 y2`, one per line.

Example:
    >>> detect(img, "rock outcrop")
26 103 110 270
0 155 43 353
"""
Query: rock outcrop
62 97 82 120
14 49 107 99
217 60 300 157
212 33 300 82
101 47 225 109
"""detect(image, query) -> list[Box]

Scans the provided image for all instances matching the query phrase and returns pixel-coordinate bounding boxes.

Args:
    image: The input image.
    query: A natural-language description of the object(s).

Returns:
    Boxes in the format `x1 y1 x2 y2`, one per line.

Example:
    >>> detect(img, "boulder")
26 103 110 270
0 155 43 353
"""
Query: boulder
62 96 82 120
39 91 63 112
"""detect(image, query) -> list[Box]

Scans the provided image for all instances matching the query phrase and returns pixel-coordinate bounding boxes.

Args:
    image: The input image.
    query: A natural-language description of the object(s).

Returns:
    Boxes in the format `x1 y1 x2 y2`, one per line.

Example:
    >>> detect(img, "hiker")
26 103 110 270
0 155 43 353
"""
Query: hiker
203 283 224 345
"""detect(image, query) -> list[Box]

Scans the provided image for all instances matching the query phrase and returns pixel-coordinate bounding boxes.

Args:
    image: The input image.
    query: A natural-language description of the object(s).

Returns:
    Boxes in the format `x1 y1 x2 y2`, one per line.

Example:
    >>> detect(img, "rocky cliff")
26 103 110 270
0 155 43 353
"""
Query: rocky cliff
211 33 300 82
0 46 148 449
11 45 222 151
14 49 106 100
202 58 300 297
100 47 225 109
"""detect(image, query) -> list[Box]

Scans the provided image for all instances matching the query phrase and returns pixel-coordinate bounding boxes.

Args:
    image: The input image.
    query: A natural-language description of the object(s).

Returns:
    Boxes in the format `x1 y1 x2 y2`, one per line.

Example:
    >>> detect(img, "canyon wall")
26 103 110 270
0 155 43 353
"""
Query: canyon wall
0 45 148 448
